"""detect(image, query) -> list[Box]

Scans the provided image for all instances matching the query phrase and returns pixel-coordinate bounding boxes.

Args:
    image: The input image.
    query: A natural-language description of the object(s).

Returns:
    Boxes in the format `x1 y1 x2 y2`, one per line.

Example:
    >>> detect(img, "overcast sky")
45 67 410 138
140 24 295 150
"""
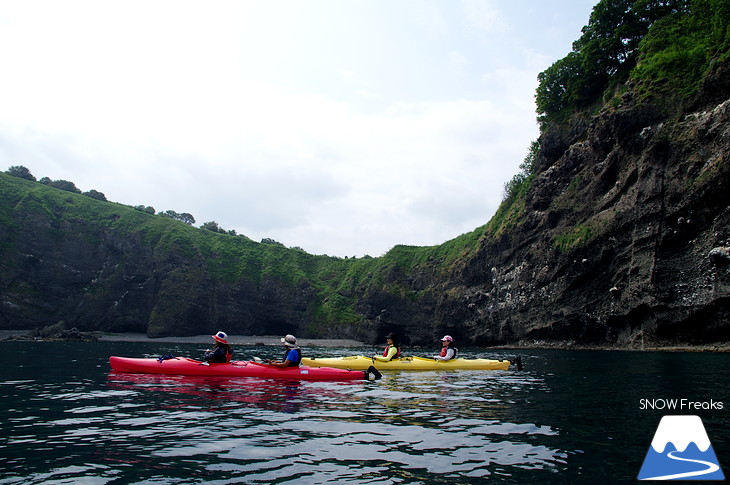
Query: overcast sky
0 0 597 257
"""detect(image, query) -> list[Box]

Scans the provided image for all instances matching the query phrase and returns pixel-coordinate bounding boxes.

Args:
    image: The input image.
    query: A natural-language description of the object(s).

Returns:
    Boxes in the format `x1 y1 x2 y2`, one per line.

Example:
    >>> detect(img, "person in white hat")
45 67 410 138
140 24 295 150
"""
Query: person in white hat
434 335 457 361
267 334 302 368
203 331 234 363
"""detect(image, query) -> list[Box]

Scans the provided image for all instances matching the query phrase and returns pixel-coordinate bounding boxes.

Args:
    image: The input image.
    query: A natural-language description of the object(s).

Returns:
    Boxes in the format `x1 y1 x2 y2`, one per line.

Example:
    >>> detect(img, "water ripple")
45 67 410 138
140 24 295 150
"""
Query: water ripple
5 343 724 483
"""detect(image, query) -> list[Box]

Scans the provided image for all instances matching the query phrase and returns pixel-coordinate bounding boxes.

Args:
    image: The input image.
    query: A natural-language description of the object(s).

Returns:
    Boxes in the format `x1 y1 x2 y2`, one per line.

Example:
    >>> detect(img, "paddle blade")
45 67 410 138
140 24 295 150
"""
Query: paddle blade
366 365 382 381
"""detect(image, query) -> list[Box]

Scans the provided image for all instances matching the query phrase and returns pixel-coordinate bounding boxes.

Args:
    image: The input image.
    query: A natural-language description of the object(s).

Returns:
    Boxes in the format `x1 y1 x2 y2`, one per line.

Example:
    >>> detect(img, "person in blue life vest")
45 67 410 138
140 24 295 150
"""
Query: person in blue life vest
434 335 457 361
267 334 302 368
372 332 402 362
203 331 234 363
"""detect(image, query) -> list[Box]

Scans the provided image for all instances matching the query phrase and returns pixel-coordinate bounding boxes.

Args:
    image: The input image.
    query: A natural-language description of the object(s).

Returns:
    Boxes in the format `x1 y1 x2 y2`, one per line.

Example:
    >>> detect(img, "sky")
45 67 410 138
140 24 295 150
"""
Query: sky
0 0 598 257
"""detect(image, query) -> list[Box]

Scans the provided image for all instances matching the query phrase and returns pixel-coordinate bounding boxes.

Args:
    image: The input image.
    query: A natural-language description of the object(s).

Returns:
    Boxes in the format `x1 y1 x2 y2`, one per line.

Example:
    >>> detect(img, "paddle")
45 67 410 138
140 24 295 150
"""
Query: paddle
366 365 382 381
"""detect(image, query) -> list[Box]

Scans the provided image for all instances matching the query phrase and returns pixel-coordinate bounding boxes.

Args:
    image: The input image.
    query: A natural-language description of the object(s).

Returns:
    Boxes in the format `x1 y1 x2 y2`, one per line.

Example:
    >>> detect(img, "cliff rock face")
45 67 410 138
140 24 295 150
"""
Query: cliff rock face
0 204 318 338
378 83 729 347
1 73 728 348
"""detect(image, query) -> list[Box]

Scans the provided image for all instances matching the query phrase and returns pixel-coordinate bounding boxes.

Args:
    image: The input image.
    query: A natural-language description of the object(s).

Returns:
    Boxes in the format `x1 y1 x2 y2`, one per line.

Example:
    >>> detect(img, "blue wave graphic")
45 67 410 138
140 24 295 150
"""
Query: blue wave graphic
638 442 725 480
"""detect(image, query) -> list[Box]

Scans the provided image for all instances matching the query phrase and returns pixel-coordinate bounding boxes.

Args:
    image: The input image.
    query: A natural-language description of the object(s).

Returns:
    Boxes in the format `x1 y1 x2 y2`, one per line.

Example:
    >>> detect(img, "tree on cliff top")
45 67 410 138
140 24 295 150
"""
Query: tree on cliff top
161 210 196 226
536 0 692 125
5 165 36 181
39 177 82 194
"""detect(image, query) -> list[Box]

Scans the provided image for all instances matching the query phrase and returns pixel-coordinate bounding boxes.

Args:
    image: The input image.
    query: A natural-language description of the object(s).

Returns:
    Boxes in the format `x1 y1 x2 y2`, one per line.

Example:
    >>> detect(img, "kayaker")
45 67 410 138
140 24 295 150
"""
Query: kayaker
268 334 302 368
372 332 401 362
203 331 234 363
434 335 457 361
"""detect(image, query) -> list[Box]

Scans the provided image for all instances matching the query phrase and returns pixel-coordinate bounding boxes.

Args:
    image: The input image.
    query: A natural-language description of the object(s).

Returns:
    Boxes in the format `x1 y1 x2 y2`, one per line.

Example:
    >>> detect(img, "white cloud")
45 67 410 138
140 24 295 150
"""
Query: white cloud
0 0 598 257
461 0 505 33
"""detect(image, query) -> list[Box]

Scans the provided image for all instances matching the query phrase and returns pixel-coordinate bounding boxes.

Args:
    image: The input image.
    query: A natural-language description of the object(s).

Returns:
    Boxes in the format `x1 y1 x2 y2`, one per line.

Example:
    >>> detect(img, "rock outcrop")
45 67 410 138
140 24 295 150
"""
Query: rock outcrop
359 81 730 348
1 67 728 349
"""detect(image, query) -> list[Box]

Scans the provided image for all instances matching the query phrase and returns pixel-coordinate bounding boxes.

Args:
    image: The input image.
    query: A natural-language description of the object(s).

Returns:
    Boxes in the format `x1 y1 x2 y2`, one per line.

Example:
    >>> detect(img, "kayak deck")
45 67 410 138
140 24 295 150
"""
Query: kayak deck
109 356 380 381
300 355 514 371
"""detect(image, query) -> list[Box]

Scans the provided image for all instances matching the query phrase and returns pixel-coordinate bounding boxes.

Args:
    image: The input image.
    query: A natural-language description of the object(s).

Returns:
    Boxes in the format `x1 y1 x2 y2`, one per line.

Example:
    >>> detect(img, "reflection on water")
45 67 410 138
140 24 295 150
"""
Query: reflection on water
0 342 727 484
107 372 313 412
102 366 565 483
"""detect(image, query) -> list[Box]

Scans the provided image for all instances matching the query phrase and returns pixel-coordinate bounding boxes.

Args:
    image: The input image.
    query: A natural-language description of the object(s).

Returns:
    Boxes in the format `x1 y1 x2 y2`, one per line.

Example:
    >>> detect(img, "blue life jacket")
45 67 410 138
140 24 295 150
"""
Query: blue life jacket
283 348 302 366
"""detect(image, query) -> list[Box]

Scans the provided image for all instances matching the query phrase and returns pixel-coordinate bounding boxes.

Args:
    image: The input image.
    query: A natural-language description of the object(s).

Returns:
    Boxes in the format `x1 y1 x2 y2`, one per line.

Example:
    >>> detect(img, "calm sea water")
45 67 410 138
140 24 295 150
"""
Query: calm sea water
0 341 727 484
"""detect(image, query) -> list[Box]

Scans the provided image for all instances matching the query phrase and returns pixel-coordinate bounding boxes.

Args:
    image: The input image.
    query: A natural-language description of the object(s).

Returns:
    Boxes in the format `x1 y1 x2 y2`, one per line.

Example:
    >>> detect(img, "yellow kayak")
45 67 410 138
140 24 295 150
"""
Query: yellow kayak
300 355 516 371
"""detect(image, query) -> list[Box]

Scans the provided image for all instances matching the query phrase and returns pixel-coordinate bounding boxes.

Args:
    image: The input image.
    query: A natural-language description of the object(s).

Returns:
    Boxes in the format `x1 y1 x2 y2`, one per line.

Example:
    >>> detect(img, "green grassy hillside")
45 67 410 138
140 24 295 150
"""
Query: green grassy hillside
0 171 486 335
3 0 727 344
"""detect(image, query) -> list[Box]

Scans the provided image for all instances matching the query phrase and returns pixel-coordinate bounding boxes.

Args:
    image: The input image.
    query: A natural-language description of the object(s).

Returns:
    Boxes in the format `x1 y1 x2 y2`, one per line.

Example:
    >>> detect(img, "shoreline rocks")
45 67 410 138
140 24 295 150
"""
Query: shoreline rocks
1 329 726 351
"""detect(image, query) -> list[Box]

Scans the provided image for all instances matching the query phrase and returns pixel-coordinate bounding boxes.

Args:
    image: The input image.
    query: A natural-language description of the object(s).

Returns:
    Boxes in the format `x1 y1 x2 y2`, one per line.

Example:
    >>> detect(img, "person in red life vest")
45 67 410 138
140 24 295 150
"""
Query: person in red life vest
268 334 302 368
372 332 402 362
434 335 457 361
204 331 234 363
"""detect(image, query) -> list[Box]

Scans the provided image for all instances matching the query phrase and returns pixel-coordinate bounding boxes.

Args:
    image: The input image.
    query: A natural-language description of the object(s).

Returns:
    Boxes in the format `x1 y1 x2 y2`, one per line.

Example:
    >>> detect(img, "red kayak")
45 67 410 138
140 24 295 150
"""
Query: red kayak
109 356 381 382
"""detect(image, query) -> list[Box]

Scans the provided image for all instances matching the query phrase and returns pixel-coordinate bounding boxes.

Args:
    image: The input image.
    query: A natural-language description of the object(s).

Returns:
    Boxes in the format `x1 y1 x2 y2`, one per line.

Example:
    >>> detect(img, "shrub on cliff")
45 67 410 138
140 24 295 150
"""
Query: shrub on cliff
5 165 36 181
39 177 82 194
535 0 728 125
631 0 730 100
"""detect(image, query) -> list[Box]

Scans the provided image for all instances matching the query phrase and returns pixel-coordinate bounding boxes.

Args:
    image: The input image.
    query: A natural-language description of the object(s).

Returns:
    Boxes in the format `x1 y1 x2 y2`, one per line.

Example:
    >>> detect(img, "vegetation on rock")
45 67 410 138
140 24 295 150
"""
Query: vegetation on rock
1 0 728 347
536 0 729 125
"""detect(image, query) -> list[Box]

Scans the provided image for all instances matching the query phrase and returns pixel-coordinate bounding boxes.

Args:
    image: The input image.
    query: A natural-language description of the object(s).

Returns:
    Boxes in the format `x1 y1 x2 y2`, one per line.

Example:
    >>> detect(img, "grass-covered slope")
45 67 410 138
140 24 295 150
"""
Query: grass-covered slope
0 171 486 340
2 0 728 346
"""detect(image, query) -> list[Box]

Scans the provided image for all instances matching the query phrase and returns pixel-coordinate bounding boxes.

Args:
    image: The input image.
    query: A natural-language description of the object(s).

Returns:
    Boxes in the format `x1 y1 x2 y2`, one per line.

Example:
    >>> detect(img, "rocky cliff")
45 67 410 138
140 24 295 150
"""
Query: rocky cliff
365 65 730 348
0 190 324 339
1 66 728 348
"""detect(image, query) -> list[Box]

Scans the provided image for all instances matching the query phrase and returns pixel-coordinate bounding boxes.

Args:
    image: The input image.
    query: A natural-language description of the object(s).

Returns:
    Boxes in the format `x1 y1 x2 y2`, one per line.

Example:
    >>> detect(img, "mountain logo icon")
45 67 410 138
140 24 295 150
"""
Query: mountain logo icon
638 415 725 480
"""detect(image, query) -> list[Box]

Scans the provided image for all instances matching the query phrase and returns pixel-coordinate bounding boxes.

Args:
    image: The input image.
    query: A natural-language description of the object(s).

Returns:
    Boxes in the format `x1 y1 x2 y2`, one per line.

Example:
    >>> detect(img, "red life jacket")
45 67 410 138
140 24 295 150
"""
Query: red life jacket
440 346 457 359
205 344 233 363
223 343 233 362
383 344 401 359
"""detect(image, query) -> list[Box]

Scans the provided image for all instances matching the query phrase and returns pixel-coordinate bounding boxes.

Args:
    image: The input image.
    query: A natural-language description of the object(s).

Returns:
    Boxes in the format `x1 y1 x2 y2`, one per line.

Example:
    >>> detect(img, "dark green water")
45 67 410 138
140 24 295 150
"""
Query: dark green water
0 342 727 484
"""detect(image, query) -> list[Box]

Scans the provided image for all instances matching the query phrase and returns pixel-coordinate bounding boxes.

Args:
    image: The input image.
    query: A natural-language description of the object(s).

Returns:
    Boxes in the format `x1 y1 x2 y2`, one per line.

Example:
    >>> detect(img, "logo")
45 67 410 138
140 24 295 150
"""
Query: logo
638 415 725 480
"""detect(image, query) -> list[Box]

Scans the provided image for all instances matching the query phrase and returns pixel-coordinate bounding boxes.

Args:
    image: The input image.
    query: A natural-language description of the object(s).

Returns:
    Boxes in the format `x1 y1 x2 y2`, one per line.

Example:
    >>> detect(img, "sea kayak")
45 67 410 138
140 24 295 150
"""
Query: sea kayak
109 356 381 381
300 355 518 371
